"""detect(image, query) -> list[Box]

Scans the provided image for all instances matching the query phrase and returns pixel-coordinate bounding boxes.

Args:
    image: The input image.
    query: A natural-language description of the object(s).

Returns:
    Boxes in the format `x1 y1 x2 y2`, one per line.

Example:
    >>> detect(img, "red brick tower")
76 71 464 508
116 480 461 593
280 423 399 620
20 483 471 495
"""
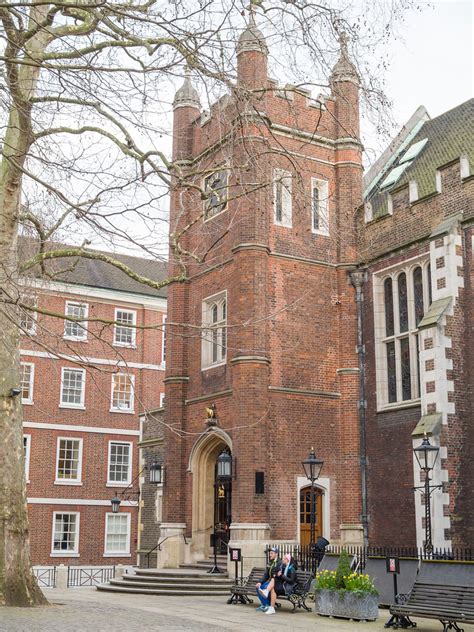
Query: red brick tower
160 20 364 568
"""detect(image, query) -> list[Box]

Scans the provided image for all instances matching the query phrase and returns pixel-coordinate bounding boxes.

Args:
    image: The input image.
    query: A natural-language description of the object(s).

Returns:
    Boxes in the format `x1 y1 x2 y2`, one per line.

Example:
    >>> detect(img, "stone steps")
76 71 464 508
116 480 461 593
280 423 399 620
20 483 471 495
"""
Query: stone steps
97 558 233 596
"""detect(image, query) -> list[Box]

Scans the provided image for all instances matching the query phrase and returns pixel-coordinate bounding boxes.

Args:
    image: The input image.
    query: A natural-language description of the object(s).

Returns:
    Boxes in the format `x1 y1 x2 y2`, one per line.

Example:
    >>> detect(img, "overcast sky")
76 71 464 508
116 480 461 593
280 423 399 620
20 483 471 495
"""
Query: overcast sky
371 0 472 148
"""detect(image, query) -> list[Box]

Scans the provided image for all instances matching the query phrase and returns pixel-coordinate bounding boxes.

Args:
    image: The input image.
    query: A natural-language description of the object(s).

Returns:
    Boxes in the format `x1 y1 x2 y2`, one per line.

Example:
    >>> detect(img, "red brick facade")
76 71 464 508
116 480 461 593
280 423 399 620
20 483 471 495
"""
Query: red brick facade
22 282 166 565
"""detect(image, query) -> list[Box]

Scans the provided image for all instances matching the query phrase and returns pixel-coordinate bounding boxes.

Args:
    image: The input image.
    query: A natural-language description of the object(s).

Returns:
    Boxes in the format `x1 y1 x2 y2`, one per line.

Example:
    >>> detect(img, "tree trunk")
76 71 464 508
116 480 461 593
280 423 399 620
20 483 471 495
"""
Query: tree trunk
0 107 48 606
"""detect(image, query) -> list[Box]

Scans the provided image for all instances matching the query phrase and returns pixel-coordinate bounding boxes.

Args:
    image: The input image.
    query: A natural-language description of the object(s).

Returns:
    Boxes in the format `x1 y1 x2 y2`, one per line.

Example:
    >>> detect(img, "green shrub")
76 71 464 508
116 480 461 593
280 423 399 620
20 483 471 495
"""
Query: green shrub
335 550 351 589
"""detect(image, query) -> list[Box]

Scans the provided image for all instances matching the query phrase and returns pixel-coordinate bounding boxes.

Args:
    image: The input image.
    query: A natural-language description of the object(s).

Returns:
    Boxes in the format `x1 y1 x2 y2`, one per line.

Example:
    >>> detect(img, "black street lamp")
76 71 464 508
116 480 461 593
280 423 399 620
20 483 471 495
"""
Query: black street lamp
149 461 164 485
413 434 441 555
302 447 324 562
111 495 121 514
208 449 232 574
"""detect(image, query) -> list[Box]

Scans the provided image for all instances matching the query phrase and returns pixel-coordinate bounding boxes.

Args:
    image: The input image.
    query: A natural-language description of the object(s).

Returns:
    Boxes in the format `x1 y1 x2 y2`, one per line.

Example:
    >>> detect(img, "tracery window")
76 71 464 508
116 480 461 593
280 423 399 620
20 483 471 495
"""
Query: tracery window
376 261 432 406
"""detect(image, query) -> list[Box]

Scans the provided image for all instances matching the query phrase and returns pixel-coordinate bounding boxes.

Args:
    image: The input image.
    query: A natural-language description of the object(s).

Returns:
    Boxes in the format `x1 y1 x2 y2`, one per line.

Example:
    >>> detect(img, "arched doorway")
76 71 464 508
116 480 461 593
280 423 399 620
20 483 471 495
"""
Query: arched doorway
188 430 232 559
299 485 323 546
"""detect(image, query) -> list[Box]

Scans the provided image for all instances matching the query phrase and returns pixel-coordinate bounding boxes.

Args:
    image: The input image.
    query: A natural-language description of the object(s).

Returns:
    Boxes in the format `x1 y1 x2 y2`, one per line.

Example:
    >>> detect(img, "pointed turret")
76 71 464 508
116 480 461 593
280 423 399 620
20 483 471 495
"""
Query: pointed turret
236 6 268 92
172 69 200 161
330 33 360 140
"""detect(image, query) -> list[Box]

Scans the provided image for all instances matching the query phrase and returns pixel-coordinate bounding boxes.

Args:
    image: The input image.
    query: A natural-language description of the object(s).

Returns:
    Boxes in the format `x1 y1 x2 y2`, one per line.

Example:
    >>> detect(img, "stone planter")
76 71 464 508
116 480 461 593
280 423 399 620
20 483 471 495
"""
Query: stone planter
314 589 378 621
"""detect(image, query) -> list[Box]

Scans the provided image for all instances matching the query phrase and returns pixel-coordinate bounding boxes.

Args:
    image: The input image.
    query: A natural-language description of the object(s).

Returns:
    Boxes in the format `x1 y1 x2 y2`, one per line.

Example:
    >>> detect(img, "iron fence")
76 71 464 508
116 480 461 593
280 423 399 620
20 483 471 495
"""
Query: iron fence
67 566 116 587
33 567 56 588
266 544 473 573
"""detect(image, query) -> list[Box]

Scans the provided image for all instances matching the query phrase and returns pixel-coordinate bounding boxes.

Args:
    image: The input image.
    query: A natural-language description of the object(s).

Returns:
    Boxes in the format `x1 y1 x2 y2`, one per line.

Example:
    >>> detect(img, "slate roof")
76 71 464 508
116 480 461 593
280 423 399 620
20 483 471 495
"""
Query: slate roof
366 98 474 218
20 238 169 299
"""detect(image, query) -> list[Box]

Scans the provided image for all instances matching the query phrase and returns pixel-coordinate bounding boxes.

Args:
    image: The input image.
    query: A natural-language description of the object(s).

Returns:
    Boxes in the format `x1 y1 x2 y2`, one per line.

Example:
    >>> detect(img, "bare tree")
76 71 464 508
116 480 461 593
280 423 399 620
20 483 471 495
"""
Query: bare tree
1 0 422 607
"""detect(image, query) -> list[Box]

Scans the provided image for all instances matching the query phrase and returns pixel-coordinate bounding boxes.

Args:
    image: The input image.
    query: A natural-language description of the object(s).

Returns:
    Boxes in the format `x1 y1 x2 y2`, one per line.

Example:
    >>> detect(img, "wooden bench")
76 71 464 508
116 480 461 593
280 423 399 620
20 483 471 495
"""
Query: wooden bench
227 567 313 612
390 582 474 631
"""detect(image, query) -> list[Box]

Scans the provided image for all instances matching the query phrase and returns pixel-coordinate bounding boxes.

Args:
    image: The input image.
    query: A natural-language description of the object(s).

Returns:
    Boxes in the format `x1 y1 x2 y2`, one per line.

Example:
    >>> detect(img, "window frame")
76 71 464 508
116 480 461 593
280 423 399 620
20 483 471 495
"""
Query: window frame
273 168 292 227
107 440 133 486
159 392 165 408
161 314 167 366
20 361 35 405
110 373 135 414
23 434 31 483
201 290 227 370
60 367 86 409
64 301 89 341
103 512 131 557
51 511 80 557
374 257 432 410
19 295 37 336
55 437 83 485
113 308 137 348
311 177 330 236
203 169 229 221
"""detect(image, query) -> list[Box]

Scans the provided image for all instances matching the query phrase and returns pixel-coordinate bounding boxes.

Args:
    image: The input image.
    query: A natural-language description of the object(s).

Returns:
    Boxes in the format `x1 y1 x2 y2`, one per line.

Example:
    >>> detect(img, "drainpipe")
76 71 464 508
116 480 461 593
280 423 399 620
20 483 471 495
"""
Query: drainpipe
350 268 369 547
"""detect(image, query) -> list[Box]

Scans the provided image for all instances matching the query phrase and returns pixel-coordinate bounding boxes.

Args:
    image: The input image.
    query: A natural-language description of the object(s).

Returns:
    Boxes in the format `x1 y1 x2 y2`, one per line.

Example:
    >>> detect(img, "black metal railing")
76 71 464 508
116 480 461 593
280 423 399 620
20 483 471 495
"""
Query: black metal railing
67 566 116 587
266 544 473 574
33 567 57 588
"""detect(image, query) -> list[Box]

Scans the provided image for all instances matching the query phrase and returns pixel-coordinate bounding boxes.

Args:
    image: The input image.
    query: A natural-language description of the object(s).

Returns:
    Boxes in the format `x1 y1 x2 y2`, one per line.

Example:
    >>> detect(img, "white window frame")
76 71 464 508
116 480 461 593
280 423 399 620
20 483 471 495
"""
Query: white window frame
20 361 35 405
64 301 89 341
51 511 80 557
103 512 131 557
113 308 137 348
311 177 330 236
107 441 133 486
23 434 31 483
159 392 165 408
201 290 227 370
374 256 431 410
60 367 86 409
19 295 37 336
273 168 292 227
110 373 135 413
203 169 229 220
161 314 167 366
55 437 83 485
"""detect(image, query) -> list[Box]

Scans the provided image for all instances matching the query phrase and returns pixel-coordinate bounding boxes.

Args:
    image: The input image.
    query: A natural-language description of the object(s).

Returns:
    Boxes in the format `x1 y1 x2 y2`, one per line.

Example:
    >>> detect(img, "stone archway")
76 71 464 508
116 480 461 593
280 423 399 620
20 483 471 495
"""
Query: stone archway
188 429 232 560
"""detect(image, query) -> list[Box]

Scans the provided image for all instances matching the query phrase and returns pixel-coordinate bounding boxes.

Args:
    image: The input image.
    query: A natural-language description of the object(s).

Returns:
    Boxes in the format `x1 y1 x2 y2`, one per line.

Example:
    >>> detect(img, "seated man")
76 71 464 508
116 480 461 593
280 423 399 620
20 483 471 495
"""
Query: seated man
255 546 282 612
259 553 297 615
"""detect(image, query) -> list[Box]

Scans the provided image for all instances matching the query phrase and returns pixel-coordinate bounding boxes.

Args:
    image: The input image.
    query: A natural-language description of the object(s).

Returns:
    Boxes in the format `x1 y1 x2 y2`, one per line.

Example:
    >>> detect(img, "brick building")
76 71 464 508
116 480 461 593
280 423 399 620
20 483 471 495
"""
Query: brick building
20 247 167 565
360 98 474 550
141 19 366 569
139 19 473 567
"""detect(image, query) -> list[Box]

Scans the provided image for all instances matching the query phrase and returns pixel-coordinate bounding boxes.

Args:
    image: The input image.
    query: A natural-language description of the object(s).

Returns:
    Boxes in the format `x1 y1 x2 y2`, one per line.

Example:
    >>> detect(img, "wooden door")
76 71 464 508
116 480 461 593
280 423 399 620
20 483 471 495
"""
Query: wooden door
299 486 323 546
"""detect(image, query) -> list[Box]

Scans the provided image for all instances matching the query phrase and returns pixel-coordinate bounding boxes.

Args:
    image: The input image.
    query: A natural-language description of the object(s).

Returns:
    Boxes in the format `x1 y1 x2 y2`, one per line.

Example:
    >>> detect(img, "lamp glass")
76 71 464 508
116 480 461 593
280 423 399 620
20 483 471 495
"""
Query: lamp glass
217 450 232 480
302 449 324 482
150 462 163 484
110 495 121 514
414 435 439 471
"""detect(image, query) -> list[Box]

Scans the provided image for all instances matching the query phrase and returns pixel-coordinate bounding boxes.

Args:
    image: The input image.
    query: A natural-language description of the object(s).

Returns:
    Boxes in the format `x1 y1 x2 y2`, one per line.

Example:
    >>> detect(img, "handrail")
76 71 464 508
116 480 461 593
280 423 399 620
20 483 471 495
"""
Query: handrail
144 532 188 568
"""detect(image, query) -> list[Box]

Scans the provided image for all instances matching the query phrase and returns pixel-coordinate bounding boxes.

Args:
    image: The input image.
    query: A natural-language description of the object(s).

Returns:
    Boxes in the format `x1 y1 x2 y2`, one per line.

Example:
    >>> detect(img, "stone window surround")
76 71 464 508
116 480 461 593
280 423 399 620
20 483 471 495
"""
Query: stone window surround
201 290 227 370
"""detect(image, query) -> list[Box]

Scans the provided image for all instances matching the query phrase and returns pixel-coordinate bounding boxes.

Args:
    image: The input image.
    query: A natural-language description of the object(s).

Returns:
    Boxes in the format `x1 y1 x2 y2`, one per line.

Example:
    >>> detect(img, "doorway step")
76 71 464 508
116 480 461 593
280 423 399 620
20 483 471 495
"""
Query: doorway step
97 558 232 596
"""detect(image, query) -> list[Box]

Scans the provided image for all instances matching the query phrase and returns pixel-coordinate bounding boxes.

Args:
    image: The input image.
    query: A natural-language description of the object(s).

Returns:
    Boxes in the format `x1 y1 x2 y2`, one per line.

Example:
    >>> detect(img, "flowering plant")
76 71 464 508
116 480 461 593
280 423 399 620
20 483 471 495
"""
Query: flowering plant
314 550 378 597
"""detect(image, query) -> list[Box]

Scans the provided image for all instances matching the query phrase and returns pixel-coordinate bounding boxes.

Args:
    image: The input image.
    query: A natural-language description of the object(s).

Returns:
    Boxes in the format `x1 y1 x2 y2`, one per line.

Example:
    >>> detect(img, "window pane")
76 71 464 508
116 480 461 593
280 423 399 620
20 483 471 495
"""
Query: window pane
106 515 129 553
427 263 432 306
400 337 411 400
65 303 87 338
413 267 424 326
112 374 133 411
398 272 408 332
53 513 77 552
57 439 80 480
109 443 130 482
115 311 135 346
384 278 394 337
416 334 421 398
275 180 283 222
61 369 84 405
386 341 397 403
20 363 33 402
312 186 320 230
205 171 228 218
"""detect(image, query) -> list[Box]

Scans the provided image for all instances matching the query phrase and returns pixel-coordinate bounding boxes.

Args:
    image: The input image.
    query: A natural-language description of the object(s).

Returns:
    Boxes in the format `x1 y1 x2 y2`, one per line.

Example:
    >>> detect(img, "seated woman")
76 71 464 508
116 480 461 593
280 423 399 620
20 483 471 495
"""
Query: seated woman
258 553 297 615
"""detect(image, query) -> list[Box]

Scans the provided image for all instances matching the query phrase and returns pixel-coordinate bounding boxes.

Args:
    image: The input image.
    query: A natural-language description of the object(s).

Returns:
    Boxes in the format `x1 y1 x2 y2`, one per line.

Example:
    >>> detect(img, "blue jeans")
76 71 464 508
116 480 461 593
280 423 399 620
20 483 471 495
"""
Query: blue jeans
256 580 270 607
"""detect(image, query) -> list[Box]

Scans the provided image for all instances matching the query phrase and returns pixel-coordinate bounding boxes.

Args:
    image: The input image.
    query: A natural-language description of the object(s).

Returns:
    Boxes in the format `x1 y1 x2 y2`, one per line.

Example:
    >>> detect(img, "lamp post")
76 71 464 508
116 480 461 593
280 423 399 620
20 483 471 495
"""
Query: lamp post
413 434 440 555
208 449 232 574
302 447 324 570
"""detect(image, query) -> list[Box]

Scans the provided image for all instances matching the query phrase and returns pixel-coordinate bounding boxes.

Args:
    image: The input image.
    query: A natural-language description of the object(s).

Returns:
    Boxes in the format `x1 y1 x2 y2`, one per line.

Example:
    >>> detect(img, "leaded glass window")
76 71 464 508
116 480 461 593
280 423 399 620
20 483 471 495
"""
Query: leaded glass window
387 341 397 403
413 266 424 326
398 272 408 332
400 337 411 400
384 278 394 337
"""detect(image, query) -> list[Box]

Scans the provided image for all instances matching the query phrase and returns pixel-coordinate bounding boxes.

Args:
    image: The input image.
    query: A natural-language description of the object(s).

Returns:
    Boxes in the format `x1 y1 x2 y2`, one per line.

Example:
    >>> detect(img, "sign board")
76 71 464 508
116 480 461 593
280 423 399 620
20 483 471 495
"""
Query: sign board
385 556 400 574
230 548 241 562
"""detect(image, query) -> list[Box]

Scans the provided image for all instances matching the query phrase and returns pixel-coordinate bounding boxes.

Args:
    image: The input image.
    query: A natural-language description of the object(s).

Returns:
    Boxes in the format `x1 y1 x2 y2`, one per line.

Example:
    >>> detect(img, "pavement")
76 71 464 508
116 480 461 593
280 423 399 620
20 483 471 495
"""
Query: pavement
1 588 474 632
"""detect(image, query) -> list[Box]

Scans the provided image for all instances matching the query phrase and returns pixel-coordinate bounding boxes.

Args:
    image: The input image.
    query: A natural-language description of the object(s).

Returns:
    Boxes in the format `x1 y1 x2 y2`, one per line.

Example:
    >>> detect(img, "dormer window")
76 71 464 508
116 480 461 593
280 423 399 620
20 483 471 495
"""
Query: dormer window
204 170 228 219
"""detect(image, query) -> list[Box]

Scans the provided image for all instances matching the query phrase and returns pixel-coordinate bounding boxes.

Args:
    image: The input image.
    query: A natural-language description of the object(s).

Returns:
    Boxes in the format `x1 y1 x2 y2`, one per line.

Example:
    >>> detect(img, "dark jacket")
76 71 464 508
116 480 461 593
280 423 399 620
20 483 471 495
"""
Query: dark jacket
280 563 297 595
260 558 282 584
